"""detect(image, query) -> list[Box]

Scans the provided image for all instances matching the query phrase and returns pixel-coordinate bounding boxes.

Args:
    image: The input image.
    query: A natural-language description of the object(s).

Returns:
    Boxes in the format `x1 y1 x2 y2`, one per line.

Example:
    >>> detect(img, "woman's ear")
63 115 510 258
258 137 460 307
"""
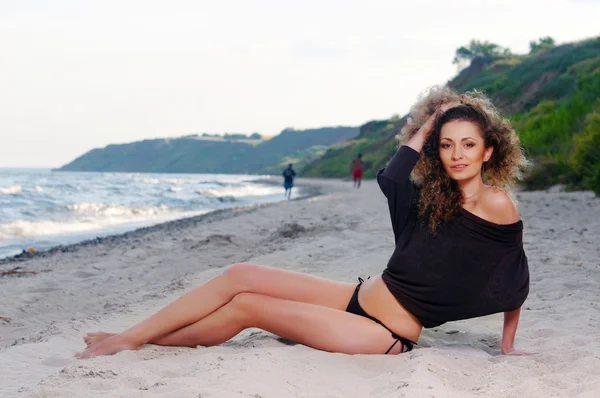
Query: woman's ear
484 146 494 162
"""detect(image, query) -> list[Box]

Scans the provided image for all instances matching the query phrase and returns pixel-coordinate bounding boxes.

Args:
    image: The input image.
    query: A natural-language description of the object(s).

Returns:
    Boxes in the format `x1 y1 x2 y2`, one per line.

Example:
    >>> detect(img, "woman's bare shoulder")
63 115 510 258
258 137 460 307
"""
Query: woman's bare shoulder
479 187 520 224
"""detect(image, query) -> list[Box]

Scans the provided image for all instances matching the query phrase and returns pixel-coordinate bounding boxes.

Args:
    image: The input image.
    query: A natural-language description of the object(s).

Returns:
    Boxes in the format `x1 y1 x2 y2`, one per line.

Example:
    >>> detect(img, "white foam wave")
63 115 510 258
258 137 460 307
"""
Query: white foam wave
34 186 44 192
0 204 171 240
199 185 281 198
166 179 186 185
0 185 22 195
0 219 102 240
136 177 160 184
67 202 169 217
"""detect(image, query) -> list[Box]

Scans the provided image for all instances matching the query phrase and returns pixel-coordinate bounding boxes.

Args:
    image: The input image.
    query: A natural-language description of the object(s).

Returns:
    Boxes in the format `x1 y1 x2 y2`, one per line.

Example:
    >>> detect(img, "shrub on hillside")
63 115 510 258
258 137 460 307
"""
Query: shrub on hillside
523 157 571 191
571 112 600 195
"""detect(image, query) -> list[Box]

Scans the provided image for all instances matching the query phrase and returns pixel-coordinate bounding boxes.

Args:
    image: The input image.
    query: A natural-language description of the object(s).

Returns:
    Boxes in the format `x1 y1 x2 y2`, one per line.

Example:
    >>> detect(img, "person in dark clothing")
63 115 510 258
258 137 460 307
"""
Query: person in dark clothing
76 87 532 359
350 153 365 188
282 163 296 200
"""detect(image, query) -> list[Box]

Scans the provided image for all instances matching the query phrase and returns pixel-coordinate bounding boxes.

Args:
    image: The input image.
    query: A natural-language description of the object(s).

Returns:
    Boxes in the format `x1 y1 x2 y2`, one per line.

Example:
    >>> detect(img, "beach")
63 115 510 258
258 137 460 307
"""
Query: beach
1 178 600 397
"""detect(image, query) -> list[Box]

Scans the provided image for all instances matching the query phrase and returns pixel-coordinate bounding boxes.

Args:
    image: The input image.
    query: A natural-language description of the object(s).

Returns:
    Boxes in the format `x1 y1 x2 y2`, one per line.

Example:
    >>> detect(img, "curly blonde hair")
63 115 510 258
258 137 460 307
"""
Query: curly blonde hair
397 86 529 232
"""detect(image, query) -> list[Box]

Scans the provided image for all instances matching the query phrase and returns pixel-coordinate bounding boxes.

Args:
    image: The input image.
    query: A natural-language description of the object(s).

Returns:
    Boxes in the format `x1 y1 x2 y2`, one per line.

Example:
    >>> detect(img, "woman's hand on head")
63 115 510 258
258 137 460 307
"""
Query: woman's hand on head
438 101 461 113
407 101 462 152
418 102 462 135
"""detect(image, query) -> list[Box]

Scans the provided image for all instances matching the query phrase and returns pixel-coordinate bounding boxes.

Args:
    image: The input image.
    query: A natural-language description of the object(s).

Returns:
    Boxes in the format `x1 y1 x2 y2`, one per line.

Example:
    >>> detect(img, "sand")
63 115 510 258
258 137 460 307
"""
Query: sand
1 178 599 397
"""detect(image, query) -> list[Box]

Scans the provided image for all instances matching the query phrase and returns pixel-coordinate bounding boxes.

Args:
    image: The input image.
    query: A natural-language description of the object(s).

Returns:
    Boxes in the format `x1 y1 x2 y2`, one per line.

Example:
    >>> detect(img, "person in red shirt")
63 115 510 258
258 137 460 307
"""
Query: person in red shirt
350 153 365 188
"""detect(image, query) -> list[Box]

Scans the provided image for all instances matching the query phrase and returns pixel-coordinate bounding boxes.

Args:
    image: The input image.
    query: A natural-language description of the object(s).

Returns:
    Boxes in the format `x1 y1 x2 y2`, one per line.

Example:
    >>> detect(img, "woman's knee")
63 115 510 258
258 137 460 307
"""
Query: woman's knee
223 263 263 289
229 292 261 325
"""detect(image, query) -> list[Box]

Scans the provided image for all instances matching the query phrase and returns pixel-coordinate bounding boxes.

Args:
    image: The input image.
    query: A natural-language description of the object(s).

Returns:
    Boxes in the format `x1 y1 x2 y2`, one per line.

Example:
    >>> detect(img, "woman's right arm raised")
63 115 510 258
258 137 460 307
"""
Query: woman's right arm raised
377 108 441 241
405 103 457 153
405 112 435 153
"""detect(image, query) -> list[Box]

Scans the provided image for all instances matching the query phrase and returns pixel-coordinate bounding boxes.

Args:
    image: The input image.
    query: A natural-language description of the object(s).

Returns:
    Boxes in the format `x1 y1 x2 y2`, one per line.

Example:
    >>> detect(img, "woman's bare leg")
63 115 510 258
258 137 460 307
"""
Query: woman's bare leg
81 292 407 358
77 264 355 357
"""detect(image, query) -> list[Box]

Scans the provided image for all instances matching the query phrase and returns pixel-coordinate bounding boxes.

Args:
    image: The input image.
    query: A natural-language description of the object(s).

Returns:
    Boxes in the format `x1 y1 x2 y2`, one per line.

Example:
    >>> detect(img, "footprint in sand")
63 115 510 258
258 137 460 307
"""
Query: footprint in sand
29 286 60 294
73 270 98 279
42 356 72 367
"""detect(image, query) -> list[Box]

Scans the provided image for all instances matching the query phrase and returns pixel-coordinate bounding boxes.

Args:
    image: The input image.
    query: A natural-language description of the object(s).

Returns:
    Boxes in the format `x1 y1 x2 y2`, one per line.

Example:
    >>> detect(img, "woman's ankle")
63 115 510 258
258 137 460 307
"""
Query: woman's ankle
115 330 146 348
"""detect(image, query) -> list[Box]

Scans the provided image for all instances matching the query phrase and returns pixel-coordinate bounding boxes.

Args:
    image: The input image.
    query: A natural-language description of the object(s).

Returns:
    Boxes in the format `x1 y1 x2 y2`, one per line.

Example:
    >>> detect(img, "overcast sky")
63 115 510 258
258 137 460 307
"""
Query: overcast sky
1 0 599 168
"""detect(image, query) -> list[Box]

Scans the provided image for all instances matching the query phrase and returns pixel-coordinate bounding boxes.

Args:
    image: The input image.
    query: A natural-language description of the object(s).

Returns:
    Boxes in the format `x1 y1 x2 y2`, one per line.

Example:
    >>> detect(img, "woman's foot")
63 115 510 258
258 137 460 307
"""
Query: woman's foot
83 332 115 348
75 333 138 359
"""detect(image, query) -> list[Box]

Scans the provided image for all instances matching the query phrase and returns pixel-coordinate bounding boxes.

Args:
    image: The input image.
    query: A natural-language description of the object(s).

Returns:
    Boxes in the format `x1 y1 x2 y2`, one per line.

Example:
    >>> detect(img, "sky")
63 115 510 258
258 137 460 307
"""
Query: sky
1 0 599 168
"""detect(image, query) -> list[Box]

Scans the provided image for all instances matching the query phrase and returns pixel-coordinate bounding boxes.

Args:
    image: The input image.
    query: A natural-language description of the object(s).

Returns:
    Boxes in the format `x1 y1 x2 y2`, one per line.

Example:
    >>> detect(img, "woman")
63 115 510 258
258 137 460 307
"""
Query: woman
77 87 530 359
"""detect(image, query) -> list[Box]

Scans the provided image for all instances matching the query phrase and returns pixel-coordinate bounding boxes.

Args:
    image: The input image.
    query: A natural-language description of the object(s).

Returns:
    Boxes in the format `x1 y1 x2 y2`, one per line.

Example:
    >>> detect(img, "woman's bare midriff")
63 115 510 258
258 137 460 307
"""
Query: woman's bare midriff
358 274 423 343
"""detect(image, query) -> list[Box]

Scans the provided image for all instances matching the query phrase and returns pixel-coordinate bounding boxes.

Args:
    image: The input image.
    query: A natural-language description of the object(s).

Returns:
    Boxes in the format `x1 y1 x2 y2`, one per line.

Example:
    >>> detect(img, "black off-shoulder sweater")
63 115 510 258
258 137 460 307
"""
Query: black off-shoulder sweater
377 145 529 328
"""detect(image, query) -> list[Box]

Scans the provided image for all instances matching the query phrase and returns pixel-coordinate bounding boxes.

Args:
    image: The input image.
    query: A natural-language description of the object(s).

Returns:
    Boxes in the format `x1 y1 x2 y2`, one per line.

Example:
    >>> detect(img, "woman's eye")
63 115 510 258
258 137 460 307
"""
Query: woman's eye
441 143 452 148
464 143 475 148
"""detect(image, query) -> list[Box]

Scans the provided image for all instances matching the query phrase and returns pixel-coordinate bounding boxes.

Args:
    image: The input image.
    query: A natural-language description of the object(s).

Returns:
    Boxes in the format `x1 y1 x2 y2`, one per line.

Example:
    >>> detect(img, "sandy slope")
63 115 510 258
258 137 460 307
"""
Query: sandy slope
1 178 599 397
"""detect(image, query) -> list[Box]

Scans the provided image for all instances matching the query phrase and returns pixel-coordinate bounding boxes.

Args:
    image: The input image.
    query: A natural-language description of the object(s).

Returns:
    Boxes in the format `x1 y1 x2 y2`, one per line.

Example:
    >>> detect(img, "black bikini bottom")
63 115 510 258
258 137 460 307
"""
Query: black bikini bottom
345 277 417 354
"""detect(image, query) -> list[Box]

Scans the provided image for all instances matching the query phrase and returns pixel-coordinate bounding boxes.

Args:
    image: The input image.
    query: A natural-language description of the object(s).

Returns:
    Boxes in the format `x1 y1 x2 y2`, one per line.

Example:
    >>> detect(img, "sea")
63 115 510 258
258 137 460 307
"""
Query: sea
0 168 298 260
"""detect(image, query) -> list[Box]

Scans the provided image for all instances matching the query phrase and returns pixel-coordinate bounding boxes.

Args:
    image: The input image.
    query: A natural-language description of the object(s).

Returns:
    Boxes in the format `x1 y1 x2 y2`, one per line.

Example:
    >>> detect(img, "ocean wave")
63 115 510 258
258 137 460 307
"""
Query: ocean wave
0 185 22 195
0 204 171 240
165 179 186 185
0 170 288 252
67 202 170 217
135 177 161 184
0 219 111 240
198 185 281 198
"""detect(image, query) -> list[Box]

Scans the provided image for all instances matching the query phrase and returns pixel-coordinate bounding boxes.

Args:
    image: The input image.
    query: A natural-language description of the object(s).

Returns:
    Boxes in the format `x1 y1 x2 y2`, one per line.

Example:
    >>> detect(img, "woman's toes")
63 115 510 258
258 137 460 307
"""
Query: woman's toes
75 335 136 359
82 332 115 347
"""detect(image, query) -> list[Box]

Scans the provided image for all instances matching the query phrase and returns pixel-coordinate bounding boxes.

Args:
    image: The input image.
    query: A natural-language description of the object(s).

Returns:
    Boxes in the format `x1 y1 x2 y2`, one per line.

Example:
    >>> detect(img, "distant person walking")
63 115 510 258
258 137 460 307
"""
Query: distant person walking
282 163 296 200
351 153 365 188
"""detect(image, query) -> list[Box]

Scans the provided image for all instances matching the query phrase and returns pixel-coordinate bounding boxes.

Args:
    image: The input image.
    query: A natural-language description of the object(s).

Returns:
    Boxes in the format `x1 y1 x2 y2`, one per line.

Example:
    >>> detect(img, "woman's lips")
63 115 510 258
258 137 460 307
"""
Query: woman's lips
450 164 468 170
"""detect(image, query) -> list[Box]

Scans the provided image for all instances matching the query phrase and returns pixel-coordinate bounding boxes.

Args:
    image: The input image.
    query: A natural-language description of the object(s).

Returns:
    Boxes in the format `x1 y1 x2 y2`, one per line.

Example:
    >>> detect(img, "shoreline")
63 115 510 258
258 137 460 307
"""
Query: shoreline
0 179 322 267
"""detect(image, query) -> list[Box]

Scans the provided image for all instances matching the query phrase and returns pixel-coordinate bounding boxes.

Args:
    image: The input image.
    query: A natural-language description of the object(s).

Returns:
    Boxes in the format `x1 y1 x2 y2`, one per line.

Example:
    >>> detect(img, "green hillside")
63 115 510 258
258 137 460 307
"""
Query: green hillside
57 126 358 174
303 36 600 194
302 117 406 177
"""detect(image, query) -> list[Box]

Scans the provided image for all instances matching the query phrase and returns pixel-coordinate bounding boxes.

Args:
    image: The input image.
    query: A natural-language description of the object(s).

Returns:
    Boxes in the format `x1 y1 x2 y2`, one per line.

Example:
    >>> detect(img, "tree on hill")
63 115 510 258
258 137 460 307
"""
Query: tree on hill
529 36 556 53
452 39 512 66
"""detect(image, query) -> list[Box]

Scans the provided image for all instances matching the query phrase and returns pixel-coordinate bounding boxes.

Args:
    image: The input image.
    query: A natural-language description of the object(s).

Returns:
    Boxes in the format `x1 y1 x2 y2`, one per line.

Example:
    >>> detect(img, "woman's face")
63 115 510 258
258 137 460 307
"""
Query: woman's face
439 120 493 182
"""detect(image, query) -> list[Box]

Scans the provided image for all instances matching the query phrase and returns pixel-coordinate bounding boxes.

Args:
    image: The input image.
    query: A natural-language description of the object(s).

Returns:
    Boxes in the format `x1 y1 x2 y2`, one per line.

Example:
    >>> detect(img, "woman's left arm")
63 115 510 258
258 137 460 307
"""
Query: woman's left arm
501 308 520 354
502 308 534 355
